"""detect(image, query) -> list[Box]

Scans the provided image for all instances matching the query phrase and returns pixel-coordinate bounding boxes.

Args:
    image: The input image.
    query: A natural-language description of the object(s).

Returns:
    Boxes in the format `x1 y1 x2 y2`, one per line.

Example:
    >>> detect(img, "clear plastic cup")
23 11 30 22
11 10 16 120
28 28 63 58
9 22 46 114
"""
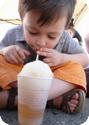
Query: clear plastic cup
18 60 53 125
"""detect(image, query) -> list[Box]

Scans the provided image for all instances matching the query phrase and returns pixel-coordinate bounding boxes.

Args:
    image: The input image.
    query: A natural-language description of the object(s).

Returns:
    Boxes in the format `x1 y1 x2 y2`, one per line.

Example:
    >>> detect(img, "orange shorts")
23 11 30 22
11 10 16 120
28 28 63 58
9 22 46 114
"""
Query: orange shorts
0 55 86 91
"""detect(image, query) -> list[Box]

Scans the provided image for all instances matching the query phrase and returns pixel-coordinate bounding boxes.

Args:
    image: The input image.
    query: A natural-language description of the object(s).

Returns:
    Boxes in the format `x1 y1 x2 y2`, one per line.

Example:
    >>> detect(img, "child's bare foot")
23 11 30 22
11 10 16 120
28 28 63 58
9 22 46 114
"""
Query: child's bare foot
48 93 79 111
0 89 17 109
47 89 85 114
68 93 79 112
0 90 8 108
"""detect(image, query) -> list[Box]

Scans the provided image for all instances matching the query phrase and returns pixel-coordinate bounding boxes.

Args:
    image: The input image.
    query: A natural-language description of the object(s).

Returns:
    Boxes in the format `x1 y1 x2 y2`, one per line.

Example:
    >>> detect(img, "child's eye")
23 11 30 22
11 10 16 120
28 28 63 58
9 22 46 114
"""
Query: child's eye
29 31 38 35
48 35 56 39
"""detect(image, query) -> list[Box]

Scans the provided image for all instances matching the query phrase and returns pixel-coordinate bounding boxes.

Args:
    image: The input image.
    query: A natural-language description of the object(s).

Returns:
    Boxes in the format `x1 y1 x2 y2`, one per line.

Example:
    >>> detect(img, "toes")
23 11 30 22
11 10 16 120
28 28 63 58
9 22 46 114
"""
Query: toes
68 92 79 112
69 98 79 104
61 89 85 114
72 93 79 99
68 100 77 112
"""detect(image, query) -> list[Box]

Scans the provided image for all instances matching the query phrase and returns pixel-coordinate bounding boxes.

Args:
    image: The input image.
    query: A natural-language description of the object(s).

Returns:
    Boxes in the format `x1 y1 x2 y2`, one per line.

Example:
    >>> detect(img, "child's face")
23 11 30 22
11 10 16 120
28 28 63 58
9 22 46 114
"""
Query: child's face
23 11 67 51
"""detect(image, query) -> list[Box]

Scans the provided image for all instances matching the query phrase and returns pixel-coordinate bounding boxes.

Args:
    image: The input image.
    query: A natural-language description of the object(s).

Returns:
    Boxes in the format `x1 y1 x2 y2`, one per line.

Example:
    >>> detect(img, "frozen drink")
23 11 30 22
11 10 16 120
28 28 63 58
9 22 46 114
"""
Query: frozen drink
18 60 53 125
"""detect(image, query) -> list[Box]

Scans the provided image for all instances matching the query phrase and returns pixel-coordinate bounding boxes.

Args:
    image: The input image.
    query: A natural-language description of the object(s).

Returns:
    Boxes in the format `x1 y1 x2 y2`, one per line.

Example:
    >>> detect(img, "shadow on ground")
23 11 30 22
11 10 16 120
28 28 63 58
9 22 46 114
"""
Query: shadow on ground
0 99 89 125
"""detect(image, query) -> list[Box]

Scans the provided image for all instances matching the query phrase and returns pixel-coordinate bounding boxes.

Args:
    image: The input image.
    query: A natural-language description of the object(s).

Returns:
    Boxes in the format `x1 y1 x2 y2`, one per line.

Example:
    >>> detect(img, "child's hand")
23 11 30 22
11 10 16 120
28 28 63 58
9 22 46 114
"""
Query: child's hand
37 48 64 66
2 45 30 64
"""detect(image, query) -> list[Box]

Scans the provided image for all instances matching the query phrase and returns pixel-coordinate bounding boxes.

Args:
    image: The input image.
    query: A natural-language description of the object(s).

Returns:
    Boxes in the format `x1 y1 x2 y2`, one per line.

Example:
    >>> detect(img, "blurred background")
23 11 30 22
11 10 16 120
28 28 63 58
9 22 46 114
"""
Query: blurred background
0 0 89 40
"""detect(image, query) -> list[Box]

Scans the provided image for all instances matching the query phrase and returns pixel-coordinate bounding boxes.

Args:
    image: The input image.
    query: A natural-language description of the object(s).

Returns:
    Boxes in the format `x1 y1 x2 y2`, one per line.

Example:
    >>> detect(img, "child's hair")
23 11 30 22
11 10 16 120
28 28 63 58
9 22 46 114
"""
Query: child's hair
18 0 76 27
68 18 74 27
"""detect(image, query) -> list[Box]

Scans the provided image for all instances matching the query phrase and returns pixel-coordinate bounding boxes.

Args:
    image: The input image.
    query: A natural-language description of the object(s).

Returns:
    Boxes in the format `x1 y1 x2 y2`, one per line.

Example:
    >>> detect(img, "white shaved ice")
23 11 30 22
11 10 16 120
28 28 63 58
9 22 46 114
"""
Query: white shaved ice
19 60 53 79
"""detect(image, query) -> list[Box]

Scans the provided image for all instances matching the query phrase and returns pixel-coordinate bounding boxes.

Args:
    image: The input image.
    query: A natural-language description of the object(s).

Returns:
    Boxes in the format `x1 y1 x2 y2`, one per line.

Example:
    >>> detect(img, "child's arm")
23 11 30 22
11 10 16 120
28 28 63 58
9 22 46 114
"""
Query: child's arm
37 48 89 68
0 26 30 64
61 52 89 68
0 45 30 64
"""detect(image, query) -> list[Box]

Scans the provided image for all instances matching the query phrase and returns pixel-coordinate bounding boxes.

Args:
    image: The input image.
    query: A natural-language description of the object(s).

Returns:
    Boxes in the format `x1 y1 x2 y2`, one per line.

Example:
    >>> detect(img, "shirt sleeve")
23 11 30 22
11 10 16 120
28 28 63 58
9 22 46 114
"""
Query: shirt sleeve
0 30 16 49
0 26 21 49
0 31 9 49
62 32 84 54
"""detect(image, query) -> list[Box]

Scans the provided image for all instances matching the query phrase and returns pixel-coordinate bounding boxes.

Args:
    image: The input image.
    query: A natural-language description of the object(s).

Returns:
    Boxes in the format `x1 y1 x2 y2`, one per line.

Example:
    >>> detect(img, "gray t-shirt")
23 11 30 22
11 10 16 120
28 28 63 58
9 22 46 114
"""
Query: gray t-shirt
0 25 84 62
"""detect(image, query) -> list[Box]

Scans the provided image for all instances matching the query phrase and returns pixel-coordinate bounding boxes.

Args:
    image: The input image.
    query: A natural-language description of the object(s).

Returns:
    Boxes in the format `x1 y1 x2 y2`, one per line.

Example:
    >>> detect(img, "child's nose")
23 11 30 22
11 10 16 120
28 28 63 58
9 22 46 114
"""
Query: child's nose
36 38 46 48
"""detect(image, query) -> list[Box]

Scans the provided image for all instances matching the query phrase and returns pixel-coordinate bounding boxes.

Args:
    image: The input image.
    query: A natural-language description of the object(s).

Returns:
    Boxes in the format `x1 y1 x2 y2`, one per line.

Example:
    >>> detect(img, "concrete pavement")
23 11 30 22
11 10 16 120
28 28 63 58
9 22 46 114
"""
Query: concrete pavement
0 99 89 125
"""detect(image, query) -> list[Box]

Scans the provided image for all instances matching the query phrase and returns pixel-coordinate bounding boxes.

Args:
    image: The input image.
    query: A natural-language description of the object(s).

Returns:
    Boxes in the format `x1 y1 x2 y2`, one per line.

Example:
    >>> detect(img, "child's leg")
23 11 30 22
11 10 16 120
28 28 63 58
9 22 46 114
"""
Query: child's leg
0 79 85 113
0 90 18 109
85 68 89 97
0 79 76 110
0 90 8 108
47 78 77 112
47 93 79 113
0 78 74 110
0 81 18 109
47 78 85 114
48 78 76 100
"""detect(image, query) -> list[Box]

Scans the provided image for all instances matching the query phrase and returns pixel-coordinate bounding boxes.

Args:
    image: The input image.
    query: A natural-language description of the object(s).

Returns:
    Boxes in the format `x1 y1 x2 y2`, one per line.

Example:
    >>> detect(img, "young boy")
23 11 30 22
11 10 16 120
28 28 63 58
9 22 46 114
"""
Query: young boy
0 0 89 114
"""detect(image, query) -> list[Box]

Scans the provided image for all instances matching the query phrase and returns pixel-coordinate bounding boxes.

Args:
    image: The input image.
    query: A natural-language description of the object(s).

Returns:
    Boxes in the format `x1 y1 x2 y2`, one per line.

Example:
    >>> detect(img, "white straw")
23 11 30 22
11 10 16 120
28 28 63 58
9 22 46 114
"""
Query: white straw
36 54 39 60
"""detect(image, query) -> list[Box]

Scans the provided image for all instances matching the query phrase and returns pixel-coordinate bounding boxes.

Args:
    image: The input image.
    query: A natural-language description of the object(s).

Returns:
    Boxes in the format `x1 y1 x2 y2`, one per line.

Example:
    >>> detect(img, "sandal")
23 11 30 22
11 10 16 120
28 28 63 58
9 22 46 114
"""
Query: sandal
61 89 86 114
47 89 86 114
6 87 17 110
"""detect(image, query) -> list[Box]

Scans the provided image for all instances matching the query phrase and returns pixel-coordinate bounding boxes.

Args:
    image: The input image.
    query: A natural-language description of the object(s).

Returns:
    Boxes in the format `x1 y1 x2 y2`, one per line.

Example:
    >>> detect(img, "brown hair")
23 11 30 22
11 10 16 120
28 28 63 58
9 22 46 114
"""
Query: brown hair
18 0 76 27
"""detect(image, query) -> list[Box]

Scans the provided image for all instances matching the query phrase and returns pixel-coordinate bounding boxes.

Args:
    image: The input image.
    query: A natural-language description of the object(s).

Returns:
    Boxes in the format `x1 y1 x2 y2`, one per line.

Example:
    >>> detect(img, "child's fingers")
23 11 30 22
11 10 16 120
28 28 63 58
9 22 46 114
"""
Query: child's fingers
43 58 54 66
14 53 24 64
43 58 51 63
23 49 31 56
5 54 18 64
40 48 53 53
37 50 52 58
37 51 47 56
5 51 24 64
15 46 30 60
8 54 20 64
37 48 54 58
